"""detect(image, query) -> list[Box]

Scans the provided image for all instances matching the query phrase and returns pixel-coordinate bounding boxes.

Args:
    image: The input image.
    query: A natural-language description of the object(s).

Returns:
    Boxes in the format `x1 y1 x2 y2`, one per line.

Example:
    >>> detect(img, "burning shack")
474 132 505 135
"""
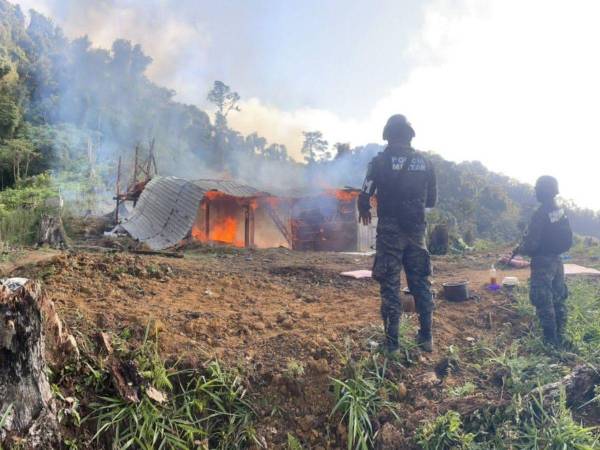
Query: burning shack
118 177 376 252
291 189 377 252
119 177 291 250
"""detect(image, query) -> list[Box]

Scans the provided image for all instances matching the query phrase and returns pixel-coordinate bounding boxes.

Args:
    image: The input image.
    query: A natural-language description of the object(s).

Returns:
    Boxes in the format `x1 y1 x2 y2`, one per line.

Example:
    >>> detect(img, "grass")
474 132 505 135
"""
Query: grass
563 280 600 364
477 389 600 450
452 277 600 448
484 341 564 396
81 326 259 450
287 433 304 450
446 382 476 398
89 361 257 450
416 410 474 450
0 207 43 245
330 355 399 450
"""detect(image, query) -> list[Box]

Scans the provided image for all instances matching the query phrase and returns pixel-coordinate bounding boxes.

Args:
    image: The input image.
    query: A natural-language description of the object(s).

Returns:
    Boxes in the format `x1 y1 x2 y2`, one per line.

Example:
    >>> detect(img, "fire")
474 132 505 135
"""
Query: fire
192 216 244 247
325 189 359 202
204 191 229 201
211 216 243 246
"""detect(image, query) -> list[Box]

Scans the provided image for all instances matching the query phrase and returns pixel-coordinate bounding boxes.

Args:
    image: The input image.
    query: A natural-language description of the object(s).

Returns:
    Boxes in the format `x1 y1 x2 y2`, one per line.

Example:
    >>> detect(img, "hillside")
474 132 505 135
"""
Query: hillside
0 0 597 246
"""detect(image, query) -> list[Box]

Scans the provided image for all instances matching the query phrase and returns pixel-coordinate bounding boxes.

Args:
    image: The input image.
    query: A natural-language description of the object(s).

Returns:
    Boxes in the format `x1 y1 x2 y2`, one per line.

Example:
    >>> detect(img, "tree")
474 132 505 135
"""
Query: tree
207 80 240 127
207 81 241 170
263 143 289 161
334 142 351 159
245 132 267 156
301 131 329 164
0 94 20 139
0 139 39 182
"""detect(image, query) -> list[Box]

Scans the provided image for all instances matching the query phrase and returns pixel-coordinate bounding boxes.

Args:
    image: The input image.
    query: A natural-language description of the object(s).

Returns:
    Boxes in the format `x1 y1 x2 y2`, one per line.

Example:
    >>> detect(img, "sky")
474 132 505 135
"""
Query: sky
14 0 600 210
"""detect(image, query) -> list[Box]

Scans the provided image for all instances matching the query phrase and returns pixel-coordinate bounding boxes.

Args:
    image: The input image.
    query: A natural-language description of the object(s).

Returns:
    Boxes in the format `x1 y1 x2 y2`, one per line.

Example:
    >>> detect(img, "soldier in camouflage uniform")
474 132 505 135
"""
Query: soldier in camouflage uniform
514 176 572 346
358 115 437 353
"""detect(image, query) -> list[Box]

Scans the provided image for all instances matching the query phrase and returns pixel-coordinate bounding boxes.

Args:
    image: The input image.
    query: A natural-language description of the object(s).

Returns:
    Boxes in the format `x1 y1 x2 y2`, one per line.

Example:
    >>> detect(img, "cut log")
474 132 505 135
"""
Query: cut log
0 278 63 447
38 214 68 249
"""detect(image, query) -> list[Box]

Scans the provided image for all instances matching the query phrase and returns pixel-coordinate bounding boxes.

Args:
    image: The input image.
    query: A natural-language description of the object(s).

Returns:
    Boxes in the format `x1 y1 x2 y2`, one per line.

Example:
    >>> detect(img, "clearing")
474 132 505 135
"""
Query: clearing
9 246 600 449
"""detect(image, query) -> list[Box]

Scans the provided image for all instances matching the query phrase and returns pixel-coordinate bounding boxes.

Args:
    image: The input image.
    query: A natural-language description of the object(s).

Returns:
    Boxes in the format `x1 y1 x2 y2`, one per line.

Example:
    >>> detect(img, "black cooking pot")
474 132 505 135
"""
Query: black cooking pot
442 281 470 302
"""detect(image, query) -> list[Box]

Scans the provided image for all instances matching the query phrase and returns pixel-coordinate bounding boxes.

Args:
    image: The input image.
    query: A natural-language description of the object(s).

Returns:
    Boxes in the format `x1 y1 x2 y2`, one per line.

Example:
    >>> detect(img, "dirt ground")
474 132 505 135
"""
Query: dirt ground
8 244 552 448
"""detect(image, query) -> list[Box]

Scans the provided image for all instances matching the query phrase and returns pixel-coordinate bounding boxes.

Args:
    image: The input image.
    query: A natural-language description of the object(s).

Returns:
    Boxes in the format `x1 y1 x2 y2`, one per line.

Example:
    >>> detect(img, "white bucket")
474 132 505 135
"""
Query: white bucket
502 276 519 287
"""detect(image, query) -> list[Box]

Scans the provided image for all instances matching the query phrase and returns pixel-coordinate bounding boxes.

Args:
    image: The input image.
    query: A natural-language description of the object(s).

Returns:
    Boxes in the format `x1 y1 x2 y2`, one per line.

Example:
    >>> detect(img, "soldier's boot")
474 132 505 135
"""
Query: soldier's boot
384 315 400 354
555 311 574 350
416 312 433 353
541 322 560 347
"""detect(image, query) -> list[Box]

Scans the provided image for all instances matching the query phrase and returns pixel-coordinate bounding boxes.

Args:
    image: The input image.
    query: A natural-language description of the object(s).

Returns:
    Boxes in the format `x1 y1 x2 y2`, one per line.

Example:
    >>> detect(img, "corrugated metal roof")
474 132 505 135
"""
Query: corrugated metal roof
121 176 266 250
191 179 266 197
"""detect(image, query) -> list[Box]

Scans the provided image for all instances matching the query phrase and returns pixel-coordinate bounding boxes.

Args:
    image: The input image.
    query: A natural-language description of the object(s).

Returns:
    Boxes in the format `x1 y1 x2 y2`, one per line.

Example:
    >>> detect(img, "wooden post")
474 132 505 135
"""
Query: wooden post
205 200 210 241
115 156 122 223
133 144 139 186
244 205 255 248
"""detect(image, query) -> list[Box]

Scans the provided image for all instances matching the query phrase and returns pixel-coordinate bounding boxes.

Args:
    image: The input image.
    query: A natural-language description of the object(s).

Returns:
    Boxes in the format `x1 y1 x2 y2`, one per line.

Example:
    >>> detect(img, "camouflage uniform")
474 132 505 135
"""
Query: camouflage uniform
373 218 433 348
516 202 571 343
530 255 568 342
359 142 437 350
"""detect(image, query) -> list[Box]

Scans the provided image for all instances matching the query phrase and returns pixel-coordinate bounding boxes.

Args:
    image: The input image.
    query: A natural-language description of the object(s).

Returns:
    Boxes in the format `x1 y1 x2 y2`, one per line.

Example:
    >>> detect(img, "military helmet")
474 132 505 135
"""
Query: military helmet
382 114 415 142
535 175 559 199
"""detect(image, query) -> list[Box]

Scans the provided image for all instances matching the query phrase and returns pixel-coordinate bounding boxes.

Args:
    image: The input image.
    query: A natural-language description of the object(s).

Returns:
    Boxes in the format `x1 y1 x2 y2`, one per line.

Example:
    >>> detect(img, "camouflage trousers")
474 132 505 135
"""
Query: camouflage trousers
530 255 568 343
372 218 433 342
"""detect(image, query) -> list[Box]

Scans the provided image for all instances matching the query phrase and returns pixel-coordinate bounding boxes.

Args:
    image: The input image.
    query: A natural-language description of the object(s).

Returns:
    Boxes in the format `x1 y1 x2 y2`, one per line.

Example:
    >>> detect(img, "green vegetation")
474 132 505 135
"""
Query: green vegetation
51 327 259 450
416 410 475 450
446 382 476 398
468 390 599 449
330 355 399 450
417 278 600 449
287 433 304 450
0 173 58 244
565 280 600 363
89 362 257 450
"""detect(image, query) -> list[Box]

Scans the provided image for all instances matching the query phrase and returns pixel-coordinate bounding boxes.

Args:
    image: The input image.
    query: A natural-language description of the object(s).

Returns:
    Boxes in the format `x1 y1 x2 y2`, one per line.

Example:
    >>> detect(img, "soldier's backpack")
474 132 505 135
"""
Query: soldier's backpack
544 208 573 254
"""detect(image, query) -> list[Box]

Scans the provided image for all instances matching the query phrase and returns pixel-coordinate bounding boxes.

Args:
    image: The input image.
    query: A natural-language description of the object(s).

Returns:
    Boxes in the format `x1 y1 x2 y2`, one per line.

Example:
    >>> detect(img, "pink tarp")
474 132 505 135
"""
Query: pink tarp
341 270 372 279
564 264 600 276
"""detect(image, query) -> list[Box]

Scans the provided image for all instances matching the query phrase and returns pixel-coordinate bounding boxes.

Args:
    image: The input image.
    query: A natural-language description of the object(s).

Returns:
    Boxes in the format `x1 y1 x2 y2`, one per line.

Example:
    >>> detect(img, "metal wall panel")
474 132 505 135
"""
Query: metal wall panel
121 177 265 250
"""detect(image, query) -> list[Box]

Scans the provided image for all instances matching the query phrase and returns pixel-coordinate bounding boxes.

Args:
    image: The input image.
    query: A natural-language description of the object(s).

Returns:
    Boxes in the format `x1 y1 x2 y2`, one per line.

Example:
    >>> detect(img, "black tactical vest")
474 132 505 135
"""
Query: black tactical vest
372 147 432 230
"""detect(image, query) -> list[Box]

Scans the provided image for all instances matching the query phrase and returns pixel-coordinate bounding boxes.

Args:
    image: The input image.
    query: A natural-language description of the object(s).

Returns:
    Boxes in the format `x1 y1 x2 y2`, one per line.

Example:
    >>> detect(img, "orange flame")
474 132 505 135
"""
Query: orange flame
192 217 244 247
211 216 243 246
325 189 359 202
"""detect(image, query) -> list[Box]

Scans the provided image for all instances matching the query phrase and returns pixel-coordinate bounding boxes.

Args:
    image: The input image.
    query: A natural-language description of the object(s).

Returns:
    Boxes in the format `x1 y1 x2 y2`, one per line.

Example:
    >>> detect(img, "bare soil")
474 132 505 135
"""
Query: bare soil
8 244 548 448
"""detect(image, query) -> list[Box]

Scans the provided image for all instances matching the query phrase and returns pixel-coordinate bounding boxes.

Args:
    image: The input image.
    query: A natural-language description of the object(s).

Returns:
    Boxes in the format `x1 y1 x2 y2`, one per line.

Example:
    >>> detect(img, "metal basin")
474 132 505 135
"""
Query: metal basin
442 281 470 302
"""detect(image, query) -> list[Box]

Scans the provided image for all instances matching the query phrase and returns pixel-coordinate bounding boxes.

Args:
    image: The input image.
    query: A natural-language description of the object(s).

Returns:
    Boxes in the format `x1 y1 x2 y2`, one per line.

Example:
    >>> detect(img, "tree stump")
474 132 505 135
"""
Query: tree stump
0 278 68 447
38 214 68 249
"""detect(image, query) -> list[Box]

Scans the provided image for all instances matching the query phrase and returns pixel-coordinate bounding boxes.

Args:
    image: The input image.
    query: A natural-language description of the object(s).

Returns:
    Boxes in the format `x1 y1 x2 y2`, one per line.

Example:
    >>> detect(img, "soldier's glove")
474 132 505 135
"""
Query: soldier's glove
358 192 372 226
